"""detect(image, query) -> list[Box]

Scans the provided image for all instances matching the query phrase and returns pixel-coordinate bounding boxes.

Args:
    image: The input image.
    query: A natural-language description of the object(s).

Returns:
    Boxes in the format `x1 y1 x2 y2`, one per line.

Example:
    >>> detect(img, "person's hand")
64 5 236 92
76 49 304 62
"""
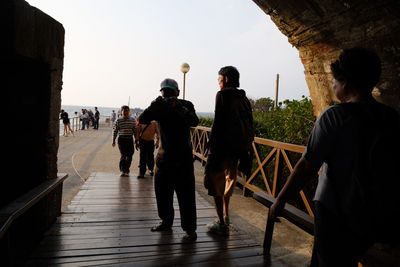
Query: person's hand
155 141 159 149
112 142 115 147
269 198 286 221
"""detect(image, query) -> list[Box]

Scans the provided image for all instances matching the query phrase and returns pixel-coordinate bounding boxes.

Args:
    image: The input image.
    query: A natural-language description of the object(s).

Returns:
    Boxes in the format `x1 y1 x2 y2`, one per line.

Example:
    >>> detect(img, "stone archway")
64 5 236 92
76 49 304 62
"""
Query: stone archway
254 0 400 115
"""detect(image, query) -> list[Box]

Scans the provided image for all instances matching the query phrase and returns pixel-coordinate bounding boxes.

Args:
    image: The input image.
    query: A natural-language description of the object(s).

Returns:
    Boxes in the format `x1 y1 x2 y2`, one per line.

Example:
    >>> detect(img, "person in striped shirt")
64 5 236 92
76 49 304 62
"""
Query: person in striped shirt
112 105 138 177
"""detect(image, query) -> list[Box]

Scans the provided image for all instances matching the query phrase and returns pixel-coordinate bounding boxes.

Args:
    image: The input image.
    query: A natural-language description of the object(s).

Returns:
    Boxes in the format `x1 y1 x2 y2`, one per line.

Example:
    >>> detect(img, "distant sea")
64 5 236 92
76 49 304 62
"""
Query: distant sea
60 105 214 119
59 105 213 135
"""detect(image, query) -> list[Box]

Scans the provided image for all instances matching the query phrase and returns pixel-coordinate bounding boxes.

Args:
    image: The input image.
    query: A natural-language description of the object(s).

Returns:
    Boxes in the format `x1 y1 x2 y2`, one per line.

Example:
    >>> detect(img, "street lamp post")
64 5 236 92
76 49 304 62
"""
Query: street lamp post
180 63 190 100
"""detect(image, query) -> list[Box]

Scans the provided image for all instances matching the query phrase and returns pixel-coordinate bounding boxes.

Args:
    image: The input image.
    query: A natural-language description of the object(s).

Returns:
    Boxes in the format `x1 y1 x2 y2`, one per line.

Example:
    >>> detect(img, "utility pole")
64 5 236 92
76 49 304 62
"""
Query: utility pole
274 74 279 108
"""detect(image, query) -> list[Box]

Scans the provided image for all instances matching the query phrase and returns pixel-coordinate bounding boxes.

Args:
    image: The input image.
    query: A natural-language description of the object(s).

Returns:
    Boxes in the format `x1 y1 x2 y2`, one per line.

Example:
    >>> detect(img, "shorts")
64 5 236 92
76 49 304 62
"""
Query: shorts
205 157 238 197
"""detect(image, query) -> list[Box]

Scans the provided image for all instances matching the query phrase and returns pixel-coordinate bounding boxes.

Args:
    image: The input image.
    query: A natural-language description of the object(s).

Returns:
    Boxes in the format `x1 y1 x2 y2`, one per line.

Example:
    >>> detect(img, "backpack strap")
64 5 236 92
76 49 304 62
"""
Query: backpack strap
139 124 150 138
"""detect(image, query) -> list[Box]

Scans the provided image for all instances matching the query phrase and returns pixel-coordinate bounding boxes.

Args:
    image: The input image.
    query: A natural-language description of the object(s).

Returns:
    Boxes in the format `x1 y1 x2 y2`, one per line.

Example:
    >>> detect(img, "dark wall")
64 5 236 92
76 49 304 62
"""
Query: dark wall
3 55 50 206
1 0 64 207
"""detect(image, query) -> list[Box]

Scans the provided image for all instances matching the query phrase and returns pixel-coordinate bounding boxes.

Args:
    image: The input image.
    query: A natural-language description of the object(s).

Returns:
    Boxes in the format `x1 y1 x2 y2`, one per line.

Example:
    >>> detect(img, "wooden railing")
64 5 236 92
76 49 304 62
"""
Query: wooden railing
191 126 399 265
190 126 313 217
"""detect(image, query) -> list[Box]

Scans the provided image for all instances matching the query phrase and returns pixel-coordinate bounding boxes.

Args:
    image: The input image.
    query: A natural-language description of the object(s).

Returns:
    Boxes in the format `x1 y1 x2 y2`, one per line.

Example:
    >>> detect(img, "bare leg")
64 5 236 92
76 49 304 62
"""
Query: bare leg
68 124 74 135
223 195 230 218
213 196 224 224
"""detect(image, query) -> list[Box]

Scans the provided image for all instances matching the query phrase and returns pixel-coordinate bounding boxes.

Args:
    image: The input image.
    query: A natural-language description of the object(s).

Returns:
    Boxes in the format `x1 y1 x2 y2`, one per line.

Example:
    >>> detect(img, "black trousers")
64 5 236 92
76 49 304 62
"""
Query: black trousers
118 137 134 174
93 118 99 129
154 160 197 232
139 139 155 175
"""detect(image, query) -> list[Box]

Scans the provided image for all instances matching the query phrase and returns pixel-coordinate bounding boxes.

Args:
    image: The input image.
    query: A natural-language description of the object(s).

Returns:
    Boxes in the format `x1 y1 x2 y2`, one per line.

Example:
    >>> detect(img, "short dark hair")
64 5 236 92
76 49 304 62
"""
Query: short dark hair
219 66 240 88
330 47 381 93
121 105 130 111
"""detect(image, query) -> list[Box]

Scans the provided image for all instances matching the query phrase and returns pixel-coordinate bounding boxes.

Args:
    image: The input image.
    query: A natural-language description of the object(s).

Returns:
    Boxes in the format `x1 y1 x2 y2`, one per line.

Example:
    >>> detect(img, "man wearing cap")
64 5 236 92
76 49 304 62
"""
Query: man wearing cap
138 78 199 240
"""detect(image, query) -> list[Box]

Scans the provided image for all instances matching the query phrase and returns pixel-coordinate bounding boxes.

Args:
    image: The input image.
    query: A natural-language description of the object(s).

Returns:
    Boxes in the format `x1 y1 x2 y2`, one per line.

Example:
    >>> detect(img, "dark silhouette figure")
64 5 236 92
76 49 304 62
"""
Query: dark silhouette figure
139 78 199 241
269 47 400 266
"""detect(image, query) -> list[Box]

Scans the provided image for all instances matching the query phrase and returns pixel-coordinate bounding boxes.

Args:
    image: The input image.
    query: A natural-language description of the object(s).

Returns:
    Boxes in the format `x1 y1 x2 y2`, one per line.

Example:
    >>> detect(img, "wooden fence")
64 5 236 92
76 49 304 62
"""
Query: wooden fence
190 126 314 217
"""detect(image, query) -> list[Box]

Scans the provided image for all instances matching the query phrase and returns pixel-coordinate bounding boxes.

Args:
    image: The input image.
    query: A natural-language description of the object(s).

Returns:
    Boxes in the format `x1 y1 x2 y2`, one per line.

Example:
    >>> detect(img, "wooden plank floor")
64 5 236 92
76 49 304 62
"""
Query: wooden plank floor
27 172 279 266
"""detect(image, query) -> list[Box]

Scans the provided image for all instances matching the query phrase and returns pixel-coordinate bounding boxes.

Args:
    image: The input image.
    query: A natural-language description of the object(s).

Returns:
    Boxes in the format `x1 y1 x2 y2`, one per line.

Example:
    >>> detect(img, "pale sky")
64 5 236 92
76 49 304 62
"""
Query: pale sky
27 0 309 112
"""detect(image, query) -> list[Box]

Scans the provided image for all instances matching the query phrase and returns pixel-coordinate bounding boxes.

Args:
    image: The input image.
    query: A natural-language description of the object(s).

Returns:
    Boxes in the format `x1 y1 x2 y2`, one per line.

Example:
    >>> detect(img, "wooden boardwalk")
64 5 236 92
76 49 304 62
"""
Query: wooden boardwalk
26 172 278 266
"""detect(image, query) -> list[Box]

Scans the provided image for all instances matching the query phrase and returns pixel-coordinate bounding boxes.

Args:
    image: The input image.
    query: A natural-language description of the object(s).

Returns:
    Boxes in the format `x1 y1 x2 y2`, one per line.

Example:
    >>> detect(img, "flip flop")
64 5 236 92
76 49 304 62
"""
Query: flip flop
150 223 172 232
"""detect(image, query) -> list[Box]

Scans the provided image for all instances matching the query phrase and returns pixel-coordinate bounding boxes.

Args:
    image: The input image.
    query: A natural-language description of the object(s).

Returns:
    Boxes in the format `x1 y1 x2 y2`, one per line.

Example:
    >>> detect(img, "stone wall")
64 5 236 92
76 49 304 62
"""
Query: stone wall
253 0 400 115
2 0 64 204
1 1 65 263
13 0 65 181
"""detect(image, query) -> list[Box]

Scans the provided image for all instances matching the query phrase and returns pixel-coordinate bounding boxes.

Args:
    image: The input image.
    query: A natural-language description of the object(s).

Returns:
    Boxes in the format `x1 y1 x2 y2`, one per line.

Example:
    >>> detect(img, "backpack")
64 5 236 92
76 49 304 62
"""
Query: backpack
235 96 255 151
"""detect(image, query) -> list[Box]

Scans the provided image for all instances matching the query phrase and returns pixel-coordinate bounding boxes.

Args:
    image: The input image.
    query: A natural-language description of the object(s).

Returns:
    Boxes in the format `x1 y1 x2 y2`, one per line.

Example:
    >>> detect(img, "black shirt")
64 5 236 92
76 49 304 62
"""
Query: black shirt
61 112 69 124
139 96 199 166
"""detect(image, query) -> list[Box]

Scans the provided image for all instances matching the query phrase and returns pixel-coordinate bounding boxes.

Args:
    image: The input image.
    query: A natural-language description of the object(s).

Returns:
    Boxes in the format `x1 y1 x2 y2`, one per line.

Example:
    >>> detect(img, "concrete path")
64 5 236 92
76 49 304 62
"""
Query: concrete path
57 124 313 266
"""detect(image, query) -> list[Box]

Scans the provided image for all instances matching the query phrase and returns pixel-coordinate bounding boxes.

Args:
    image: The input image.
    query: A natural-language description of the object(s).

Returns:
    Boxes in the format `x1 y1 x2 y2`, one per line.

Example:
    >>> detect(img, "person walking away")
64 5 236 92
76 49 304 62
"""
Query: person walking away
204 66 254 235
111 110 116 125
80 109 86 130
60 109 74 137
87 109 94 128
81 109 89 130
112 105 137 177
138 78 199 241
269 47 400 266
84 111 90 129
94 107 100 130
136 120 160 178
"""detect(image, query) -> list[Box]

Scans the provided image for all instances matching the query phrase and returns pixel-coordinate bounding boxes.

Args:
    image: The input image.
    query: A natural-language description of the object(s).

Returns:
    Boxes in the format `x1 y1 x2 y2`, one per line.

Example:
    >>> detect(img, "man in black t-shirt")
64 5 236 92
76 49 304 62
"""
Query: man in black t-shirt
269 48 400 266
139 78 199 241
204 66 254 235
94 107 100 130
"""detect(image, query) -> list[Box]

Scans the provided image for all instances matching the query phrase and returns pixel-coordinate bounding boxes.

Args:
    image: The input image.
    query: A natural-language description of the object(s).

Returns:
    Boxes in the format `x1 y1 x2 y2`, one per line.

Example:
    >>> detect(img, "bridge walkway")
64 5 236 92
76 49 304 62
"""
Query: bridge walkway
26 172 279 266
24 124 311 266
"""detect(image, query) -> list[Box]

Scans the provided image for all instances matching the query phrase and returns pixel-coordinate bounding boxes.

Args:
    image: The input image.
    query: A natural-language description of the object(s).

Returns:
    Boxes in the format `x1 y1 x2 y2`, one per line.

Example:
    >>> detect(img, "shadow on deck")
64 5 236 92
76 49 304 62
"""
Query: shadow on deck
26 172 283 266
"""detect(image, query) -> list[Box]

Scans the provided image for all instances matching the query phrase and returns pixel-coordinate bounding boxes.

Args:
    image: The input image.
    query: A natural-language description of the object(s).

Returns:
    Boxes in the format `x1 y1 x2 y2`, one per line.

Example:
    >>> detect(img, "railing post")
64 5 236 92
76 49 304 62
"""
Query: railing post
263 211 275 254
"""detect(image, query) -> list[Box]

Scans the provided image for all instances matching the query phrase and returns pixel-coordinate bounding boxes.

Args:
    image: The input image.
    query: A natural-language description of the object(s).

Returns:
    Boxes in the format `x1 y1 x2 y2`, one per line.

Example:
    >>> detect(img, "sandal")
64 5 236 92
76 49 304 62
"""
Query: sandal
150 223 172 232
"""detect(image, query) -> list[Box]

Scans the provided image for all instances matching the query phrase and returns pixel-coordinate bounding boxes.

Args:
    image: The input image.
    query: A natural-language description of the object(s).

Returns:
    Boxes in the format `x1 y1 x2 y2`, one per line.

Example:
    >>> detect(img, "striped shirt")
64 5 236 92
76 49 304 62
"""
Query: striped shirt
113 117 137 142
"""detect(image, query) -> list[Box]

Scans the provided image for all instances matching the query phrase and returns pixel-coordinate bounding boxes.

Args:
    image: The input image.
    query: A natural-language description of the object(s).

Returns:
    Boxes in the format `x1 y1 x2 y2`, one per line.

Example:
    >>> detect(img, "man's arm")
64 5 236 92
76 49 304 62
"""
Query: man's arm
139 97 164 125
207 92 224 153
112 120 119 146
153 121 160 148
269 157 317 219
181 100 199 127
134 123 141 150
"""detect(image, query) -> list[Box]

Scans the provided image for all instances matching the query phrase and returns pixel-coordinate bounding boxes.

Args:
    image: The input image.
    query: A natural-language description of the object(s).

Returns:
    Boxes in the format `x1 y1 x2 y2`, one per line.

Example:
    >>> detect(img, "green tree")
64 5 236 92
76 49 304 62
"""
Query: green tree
249 97 275 113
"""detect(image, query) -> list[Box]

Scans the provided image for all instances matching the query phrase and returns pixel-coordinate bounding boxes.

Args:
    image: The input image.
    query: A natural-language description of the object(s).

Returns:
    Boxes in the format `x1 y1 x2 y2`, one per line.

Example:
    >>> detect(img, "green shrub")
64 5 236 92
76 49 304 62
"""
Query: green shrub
253 96 316 145
198 96 316 146
198 116 214 127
